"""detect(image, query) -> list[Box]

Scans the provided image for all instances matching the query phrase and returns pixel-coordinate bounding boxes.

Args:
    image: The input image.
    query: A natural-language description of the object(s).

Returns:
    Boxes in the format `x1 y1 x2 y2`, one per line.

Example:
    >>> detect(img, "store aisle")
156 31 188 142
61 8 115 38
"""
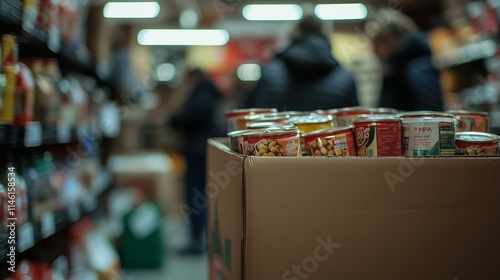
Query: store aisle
124 217 208 280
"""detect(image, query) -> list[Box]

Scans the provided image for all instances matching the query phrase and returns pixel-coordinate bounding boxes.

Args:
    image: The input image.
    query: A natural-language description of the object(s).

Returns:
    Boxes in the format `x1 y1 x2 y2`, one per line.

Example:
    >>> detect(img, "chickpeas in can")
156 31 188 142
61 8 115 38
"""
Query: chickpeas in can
447 110 489 133
455 132 499 156
225 108 277 132
289 114 334 154
241 127 300 157
401 114 456 156
353 117 402 157
303 126 356 157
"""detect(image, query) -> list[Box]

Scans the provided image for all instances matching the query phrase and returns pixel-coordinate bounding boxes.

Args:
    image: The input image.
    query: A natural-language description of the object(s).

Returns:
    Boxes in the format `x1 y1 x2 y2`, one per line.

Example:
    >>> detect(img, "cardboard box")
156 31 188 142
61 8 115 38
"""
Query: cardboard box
207 138 500 280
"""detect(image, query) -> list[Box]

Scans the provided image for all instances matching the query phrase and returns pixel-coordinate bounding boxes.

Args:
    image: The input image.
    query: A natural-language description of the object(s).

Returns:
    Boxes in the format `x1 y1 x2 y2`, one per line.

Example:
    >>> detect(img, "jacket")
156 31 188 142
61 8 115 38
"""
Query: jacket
379 31 444 111
245 33 359 111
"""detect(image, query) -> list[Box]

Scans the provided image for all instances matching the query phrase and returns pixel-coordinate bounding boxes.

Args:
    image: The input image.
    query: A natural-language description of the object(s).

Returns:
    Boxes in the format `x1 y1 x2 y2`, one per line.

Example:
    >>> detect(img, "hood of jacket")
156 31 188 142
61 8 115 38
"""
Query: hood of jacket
278 33 339 79
386 30 432 72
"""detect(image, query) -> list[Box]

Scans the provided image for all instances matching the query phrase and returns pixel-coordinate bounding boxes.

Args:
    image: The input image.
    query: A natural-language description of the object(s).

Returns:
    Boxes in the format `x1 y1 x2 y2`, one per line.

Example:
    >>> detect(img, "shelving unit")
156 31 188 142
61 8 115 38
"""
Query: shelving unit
433 39 498 69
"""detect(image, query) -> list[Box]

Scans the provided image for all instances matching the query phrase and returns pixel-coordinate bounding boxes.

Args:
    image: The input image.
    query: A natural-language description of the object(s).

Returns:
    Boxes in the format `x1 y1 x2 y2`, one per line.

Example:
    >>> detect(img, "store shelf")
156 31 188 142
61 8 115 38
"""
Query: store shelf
433 39 498 69
0 170 111 264
0 123 91 148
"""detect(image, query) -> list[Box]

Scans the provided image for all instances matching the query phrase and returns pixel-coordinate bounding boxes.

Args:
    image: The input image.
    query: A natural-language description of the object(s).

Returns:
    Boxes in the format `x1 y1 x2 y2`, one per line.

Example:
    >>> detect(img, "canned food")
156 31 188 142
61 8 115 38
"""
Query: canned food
399 112 454 118
290 114 334 154
225 108 277 132
354 117 402 157
303 126 356 157
228 129 254 153
447 110 489 132
455 132 499 156
245 111 308 123
246 122 295 129
241 128 300 157
402 116 456 156
335 107 398 126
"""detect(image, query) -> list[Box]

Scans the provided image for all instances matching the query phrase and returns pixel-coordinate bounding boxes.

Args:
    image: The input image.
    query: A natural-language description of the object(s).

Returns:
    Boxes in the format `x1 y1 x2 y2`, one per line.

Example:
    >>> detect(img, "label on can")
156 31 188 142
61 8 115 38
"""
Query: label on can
455 132 499 156
242 133 300 157
354 121 402 157
402 118 456 156
455 114 489 133
304 129 356 157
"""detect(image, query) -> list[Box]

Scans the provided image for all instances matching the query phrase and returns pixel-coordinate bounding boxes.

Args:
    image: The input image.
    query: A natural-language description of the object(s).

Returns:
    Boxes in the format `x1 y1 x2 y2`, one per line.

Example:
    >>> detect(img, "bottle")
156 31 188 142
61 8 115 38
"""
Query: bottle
1 35 18 124
44 59 61 127
15 63 36 126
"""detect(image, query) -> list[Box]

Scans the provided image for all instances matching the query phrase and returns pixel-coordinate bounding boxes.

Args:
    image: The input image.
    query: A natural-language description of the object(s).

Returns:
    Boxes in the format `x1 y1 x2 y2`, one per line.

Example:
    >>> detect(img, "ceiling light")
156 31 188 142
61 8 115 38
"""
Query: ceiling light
103 2 160 19
237 64 261 82
156 63 176 81
242 4 303 21
314 3 368 20
137 29 230 46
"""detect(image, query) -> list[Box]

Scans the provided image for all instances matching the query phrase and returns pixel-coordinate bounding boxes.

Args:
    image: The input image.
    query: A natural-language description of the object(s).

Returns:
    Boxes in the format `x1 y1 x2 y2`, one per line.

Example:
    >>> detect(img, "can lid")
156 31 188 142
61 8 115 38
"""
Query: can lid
289 113 333 124
456 132 500 142
399 111 454 118
227 129 255 137
242 127 300 137
353 115 401 123
247 122 295 129
245 111 309 121
446 110 489 116
335 106 398 114
302 126 353 138
225 108 277 118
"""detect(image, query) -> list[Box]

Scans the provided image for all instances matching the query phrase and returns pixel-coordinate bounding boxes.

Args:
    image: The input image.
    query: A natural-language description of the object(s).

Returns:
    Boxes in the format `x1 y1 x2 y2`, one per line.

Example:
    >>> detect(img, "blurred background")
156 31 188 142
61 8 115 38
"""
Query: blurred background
0 0 499 279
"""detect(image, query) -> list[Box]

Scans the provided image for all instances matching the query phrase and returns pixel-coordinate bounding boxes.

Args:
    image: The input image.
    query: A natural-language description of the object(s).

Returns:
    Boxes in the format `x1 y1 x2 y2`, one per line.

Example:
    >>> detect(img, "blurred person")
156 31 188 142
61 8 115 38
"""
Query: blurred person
168 68 221 254
244 15 359 111
368 9 444 111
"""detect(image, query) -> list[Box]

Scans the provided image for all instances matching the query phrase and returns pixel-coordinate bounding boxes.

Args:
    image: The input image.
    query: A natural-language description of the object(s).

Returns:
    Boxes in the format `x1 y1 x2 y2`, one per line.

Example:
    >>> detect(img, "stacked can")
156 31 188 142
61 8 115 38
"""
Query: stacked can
303 126 357 157
447 110 489 133
353 116 402 157
225 108 277 132
400 113 456 156
289 113 334 155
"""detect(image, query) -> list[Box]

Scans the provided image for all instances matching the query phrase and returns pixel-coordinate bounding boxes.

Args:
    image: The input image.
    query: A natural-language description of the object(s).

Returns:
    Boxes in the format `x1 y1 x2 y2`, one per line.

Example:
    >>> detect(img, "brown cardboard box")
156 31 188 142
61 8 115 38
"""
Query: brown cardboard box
207 138 500 280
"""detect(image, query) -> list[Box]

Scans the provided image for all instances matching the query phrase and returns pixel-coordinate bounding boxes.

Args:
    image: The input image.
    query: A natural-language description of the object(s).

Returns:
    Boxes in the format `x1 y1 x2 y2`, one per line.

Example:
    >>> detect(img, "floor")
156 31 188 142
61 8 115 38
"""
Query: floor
123 217 209 280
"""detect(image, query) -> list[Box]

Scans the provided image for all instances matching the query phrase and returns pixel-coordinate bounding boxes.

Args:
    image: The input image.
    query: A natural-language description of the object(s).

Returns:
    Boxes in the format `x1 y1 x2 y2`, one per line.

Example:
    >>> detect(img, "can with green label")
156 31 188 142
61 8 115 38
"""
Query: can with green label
401 114 456 156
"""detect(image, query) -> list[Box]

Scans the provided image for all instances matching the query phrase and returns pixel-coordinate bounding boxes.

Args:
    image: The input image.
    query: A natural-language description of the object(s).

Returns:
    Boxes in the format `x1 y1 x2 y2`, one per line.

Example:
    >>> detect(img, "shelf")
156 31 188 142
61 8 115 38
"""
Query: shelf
0 170 111 264
0 0 114 90
0 123 92 148
433 39 498 69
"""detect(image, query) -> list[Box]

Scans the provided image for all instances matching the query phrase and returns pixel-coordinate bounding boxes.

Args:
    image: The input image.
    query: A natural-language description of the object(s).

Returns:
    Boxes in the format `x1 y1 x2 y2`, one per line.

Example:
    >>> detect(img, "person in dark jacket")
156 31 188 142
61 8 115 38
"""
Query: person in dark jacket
245 15 359 111
169 68 221 254
368 9 444 111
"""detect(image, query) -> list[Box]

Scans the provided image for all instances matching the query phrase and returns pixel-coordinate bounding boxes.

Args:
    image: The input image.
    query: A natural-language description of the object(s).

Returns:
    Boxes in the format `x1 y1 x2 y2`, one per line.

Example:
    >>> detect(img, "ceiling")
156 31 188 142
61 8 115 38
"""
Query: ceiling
89 0 443 31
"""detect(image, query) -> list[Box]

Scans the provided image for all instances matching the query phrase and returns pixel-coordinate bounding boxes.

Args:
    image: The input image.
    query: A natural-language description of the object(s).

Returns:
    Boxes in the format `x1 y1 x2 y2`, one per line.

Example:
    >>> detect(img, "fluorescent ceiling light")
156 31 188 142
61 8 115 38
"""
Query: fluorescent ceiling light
137 29 230 46
237 64 261 82
242 4 303 21
104 2 160 19
156 63 176 81
314 3 368 20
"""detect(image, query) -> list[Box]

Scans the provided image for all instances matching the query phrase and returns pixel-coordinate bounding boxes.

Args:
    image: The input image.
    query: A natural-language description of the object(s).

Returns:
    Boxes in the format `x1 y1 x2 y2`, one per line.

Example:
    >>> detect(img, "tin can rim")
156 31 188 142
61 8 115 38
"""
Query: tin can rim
456 132 500 142
302 126 354 138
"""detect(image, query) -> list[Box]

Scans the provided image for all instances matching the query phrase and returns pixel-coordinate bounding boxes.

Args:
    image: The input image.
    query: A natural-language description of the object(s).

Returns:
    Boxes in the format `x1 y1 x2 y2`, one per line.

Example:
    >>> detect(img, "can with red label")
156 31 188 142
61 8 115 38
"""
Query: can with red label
303 126 356 156
455 132 499 156
228 129 253 153
334 107 398 127
447 110 489 132
241 127 300 157
353 117 402 157
225 108 277 132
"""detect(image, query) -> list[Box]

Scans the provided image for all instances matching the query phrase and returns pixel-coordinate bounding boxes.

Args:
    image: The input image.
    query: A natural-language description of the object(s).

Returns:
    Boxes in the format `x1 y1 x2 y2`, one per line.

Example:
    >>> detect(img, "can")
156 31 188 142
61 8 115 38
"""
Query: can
447 110 489 132
289 114 334 154
241 127 300 157
455 132 499 156
335 107 398 126
303 126 356 157
244 111 308 123
225 108 277 132
402 116 456 156
354 117 402 157
228 129 254 153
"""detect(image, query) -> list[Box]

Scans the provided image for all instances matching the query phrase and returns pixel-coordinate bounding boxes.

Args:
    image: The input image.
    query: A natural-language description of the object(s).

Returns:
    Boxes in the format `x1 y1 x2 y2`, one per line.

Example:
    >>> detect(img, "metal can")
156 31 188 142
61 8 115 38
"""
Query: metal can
354 117 402 157
303 126 356 157
241 127 300 157
447 110 489 133
402 116 456 156
289 114 334 154
246 122 295 129
228 129 254 153
225 108 277 132
244 111 308 123
455 132 499 156
335 107 398 126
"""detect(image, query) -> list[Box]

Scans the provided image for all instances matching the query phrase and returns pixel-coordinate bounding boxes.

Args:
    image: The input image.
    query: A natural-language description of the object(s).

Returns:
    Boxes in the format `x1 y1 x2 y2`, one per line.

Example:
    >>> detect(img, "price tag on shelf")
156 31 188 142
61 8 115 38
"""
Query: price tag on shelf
68 204 81 223
41 212 56 239
24 121 42 147
18 222 34 252
57 124 71 143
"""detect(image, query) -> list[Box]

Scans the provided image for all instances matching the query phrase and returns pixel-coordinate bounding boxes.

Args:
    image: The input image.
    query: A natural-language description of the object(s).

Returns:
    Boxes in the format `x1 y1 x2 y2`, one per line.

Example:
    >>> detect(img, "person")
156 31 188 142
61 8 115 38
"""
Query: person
368 9 444 111
169 68 221 254
244 15 359 111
